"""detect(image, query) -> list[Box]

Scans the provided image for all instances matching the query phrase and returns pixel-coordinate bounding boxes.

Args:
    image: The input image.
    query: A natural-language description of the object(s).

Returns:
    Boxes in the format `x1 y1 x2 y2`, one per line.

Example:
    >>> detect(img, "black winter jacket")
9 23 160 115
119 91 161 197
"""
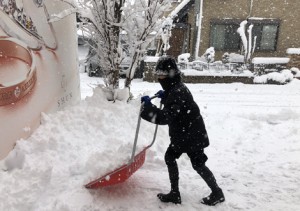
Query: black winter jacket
141 76 209 152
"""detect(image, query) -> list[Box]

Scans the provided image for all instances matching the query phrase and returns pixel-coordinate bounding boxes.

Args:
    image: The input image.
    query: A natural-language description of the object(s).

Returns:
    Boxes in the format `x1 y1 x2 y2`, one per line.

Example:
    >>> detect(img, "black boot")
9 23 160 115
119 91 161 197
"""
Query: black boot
201 188 225 206
157 190 181 204
159 154 181 204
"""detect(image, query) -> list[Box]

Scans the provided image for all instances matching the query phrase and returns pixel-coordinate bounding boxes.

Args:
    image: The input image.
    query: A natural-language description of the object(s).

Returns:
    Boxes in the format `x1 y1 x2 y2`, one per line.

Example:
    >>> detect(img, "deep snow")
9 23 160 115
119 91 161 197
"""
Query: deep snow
0 72 300 210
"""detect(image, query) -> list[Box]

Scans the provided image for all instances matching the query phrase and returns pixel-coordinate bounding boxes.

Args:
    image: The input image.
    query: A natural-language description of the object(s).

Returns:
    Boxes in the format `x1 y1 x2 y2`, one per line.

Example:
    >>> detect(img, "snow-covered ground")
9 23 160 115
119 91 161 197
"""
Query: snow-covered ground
0 70 300 210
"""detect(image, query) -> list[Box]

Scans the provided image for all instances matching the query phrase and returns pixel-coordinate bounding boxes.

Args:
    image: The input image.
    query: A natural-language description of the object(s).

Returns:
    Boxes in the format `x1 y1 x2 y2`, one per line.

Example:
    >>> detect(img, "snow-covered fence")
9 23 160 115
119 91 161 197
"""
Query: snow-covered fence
191 60 238 72
251 57 290 75
192 60 208 71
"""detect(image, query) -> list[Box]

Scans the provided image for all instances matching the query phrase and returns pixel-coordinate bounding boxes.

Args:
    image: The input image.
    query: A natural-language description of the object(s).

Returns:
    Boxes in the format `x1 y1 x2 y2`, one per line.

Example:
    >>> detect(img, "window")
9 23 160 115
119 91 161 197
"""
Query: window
252 23 279 51
210 19 280 51
210 23 240 50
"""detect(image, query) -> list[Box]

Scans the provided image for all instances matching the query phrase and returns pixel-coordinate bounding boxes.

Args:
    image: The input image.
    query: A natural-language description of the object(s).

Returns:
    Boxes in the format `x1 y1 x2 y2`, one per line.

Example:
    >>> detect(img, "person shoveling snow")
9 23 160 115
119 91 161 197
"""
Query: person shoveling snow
141 56 225 206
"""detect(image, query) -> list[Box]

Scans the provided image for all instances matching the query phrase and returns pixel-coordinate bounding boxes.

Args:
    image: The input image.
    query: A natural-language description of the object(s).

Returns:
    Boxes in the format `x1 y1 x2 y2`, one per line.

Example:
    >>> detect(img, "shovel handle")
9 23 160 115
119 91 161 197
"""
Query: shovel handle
129 95 160 164
147 103 162 148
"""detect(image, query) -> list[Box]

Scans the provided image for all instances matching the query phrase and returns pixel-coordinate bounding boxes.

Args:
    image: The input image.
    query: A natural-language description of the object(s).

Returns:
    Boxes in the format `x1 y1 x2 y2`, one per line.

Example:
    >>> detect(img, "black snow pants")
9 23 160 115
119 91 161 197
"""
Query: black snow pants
164 146 220 193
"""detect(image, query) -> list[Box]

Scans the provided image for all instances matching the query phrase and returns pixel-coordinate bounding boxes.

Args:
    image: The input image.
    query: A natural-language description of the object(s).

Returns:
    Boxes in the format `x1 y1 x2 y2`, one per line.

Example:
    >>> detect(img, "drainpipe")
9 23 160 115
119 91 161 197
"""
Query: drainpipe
193 0 203 60
192 0 203 59
247 0 254 18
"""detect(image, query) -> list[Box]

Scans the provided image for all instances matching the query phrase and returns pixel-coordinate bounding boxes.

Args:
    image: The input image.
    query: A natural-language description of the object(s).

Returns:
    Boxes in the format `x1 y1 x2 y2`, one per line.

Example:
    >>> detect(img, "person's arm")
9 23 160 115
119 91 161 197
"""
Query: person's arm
141 96 182 125
141 104 167 125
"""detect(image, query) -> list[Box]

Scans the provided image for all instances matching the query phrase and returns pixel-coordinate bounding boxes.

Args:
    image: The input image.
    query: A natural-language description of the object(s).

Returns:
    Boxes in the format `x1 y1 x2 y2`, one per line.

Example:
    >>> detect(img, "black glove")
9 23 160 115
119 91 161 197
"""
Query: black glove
156 90 165 99
141 96 152 106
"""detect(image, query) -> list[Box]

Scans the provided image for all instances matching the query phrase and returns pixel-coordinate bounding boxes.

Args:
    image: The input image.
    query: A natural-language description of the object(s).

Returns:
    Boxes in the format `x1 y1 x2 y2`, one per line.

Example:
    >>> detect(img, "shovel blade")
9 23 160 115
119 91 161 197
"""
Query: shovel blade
85 148 147 189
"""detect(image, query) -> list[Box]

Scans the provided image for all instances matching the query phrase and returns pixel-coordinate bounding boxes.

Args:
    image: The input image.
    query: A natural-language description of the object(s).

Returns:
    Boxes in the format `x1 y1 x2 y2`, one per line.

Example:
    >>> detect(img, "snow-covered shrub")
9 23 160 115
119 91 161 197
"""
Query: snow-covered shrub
178 53 190 63
253 69 294 85
222 52 230 64
178 53 190 69
290 67 300 78
202 47 215 63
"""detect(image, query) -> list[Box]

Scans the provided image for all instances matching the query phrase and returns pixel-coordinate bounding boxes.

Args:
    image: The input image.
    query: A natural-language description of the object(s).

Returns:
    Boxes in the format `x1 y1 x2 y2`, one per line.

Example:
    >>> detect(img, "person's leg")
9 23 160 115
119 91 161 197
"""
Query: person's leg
188 150 225 206
157 146 182 204
165 147 181 192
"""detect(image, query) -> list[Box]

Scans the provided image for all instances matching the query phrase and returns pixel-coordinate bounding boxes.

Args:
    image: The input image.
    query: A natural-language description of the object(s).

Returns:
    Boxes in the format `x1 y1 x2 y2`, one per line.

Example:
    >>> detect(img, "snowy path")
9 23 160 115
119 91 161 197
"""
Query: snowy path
128 80 300 211
77 77 300 211
0 75 299 211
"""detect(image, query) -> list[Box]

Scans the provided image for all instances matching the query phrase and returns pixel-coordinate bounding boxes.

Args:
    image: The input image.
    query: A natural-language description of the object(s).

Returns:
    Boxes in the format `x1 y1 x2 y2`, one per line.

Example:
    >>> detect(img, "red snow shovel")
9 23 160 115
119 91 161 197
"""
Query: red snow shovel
85 95 161 189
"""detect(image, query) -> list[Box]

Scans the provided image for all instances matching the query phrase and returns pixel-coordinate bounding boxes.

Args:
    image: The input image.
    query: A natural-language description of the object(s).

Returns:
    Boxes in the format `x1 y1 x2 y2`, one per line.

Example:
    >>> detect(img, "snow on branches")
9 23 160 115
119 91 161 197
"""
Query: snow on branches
76 0 172 90
121 0 172 87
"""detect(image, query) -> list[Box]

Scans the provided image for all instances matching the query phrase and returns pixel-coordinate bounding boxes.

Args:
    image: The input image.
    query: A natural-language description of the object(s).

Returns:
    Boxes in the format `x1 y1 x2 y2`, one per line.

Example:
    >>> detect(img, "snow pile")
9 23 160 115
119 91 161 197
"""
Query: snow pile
0 86 157 210
254 69 294 84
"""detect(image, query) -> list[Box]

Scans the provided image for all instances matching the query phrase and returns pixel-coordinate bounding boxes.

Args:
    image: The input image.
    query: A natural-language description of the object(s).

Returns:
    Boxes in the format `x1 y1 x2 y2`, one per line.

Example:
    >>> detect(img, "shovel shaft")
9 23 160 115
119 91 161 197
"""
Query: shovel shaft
147 103 162 148
130 95 161 163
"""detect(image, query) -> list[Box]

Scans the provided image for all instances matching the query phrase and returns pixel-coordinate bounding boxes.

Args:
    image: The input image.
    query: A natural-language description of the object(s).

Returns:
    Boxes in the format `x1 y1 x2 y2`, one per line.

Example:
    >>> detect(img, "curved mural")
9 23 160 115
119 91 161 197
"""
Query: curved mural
0 0 80 159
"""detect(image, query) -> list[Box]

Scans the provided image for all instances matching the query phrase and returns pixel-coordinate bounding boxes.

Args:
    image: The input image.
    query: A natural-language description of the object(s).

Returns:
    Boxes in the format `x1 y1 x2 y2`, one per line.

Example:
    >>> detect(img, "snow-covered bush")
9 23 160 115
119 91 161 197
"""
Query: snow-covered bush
202 47 215 63
177 53 190 69
254 69 294 85
290 67 300 78
222 52 230 64
178 53 190 63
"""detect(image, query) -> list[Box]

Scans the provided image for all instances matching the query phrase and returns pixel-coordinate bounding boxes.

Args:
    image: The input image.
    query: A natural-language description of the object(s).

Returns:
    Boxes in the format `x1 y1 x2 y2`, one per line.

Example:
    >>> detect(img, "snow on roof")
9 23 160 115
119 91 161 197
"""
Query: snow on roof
169 0 191 18
252 57 290 64
287 48 300 55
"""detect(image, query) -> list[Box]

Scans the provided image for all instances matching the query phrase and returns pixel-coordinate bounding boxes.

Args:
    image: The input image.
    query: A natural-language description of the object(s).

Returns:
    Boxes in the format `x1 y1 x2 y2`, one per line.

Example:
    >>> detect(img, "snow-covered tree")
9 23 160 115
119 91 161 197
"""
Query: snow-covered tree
155 17 173 57
74 0 172 92
121 0 172 87
237 20 257 64
76 0 125 90
160 17 173 54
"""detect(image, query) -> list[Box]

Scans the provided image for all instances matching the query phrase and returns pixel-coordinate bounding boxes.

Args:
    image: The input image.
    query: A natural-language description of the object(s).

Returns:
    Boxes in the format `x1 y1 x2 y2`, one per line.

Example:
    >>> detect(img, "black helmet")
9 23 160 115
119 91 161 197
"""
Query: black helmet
155 55 181 78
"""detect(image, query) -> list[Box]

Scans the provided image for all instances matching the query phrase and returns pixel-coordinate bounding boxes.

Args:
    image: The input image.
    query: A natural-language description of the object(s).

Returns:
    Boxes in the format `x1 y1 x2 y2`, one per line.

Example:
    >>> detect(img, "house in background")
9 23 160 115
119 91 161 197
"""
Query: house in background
167 0 300 61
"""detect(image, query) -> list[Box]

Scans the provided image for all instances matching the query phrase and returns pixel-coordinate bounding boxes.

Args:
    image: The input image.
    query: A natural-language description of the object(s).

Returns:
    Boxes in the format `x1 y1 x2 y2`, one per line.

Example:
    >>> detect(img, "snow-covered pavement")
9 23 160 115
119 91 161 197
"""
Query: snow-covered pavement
0 73 300 211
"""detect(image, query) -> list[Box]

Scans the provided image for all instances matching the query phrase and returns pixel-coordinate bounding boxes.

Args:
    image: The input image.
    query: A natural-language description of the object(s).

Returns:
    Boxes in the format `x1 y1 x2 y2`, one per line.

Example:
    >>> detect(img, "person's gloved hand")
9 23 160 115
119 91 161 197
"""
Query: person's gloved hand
156 90 165 99
141 96 152 106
